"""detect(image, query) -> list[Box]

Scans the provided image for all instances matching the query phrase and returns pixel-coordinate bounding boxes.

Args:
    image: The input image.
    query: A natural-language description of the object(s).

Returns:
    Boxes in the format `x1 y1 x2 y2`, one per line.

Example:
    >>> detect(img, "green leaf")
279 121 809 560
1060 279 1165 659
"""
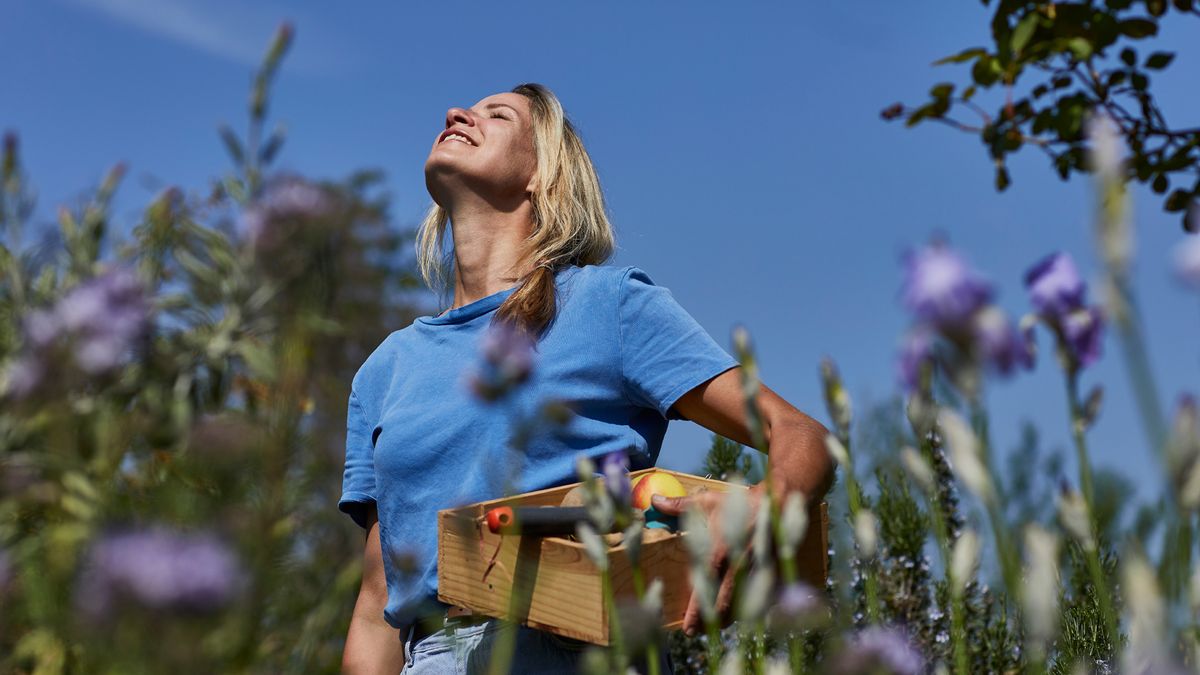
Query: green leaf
1066 37 1093 60
933 47 989 65
1121 48 1138 66
930 82 955 100
1152 174 1169 194
995 164 1011 191
1011 13 1039 55
1165 189 1191 212
217 125 245 165
1144 52 1174 69
1118 18 1158 38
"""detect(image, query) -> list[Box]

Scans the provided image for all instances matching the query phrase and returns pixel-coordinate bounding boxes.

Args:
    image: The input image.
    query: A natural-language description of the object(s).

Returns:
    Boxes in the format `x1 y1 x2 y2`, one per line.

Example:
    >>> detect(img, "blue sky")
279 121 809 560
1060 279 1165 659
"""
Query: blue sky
4 0 1198 506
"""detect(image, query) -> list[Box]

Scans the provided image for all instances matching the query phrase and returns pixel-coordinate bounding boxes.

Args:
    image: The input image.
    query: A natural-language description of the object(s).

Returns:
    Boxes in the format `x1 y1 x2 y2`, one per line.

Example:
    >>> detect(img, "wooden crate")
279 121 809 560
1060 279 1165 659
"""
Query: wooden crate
437 467 828 645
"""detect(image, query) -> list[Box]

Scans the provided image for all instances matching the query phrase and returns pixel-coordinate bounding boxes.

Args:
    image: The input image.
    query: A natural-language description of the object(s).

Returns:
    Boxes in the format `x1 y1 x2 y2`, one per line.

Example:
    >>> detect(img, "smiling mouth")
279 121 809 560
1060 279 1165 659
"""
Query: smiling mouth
441 133 475 146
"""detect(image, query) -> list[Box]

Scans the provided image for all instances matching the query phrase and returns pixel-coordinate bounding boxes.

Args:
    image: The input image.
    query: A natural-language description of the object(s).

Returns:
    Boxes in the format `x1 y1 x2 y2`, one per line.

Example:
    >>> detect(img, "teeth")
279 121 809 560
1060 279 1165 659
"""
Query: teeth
444 133 473 145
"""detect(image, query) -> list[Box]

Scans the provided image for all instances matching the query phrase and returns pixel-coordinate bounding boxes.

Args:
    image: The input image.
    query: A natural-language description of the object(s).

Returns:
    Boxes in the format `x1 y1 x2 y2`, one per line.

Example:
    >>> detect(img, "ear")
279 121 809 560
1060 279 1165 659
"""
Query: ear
525 172 538 196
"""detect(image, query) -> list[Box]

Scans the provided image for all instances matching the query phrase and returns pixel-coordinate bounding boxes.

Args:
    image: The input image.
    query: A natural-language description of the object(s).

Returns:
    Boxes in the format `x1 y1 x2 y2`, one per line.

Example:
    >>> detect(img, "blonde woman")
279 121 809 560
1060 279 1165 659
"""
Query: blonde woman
339 83 833 674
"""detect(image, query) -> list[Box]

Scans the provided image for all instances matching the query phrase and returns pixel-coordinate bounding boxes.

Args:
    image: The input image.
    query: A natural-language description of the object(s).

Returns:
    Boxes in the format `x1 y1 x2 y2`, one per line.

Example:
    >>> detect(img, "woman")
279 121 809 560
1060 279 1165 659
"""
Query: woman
339 83 833 674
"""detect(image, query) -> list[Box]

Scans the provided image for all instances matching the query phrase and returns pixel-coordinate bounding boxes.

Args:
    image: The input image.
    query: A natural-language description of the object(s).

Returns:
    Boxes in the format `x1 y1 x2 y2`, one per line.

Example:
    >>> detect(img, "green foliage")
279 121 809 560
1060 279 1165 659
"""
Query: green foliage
886 1 1200 230
700 433 759 482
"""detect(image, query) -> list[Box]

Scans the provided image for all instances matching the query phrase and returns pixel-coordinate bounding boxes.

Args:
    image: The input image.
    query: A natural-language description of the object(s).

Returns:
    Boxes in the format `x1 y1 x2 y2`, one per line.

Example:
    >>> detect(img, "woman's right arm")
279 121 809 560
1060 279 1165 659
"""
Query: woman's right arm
342 503 407 674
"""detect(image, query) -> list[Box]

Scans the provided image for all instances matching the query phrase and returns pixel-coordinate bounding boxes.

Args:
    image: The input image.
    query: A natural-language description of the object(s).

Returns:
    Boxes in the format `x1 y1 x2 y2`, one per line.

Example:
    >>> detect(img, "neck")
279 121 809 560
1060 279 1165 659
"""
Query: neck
444 195 538 311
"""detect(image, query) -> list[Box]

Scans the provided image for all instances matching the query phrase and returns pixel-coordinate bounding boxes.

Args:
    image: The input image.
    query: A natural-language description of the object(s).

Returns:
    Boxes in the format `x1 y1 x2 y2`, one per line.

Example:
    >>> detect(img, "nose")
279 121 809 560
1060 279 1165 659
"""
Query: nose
445 106 475 129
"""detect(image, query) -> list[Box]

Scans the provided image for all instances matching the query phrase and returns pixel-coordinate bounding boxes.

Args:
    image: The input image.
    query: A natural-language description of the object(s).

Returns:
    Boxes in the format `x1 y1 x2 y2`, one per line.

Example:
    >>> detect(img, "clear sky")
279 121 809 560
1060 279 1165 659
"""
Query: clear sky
4 0 1198 505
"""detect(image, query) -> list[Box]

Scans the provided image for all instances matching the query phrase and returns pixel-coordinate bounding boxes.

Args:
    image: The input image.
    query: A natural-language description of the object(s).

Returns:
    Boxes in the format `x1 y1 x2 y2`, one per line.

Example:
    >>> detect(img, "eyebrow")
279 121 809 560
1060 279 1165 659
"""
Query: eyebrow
479 102 520 117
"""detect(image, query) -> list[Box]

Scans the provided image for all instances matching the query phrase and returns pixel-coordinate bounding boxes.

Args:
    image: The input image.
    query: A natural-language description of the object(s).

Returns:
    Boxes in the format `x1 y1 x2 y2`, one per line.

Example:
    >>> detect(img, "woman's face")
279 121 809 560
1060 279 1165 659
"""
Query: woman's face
424 92 538 208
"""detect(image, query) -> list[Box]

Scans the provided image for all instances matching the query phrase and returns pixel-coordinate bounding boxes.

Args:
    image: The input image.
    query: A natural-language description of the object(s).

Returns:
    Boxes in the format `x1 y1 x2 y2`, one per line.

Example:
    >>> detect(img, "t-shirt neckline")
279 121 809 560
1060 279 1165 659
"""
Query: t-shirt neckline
416 266 577 326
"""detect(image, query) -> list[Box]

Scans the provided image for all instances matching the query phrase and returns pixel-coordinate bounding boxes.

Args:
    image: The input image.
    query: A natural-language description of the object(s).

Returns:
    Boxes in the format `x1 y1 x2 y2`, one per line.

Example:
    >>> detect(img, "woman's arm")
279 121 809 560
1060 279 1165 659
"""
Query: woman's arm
341 503 406 674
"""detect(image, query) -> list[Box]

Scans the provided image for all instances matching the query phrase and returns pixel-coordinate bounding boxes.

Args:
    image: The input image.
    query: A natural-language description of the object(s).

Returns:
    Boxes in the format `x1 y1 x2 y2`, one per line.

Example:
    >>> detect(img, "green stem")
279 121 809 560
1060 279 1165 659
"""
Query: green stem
1111 277 1167 454
1064 374 1096 507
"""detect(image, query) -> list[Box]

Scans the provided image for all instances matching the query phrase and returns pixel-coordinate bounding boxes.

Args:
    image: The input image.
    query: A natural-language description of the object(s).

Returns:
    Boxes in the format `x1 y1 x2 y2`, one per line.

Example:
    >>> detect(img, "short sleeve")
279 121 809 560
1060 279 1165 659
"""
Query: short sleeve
338 389 377 529
617 267 739 420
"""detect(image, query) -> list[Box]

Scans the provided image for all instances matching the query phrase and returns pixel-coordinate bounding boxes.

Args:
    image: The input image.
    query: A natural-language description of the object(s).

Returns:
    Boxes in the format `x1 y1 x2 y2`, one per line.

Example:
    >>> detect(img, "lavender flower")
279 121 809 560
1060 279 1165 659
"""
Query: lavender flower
1173 236 1200 287
1024 252 1086 319
1061 305 1105 369
468 320 535 402
833 626 925 675
600 451 631 508
766 581 827 633
3 267 149 397
970 305 1034 375
896 328 934 393
76 526 242 618
900 243 992 329
240 175 335 250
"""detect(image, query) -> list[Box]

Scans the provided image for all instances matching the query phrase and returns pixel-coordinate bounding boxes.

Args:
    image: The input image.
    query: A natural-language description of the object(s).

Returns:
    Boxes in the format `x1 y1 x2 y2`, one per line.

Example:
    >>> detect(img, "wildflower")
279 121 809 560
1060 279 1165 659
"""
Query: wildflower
820 357 852 436
718 479 750 553
468 320 535 402
736 567 775 622
3 267 150 398
574 522 609 572
240 175 335 251
1121 549 1167 674
1166 395 1200 509
779 491 808 559
854 510 878 559
681 504 712 566
825 433 850 467
951 529 980 598
896 328 934 393
938 408 996 506
900 243 993 330
833 626 925 675
1087 111 1133 272
767 581 827 633
1056 487 1095 551
1023 525 1060 657
600 451 631 508
899 446 935 494
76 526 242 619
1024 252 1087 318
970 305 1034 375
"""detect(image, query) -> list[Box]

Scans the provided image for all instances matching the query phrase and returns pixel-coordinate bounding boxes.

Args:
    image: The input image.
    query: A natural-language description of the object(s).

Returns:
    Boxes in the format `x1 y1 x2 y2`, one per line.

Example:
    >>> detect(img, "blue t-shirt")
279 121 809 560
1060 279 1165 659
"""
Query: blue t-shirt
338 264 739 629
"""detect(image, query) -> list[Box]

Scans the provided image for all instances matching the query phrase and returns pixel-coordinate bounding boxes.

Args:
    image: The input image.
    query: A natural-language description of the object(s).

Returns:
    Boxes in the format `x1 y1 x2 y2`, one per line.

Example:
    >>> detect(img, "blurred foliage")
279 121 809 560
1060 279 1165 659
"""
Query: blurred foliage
0 24 428 674
884 0 1200 231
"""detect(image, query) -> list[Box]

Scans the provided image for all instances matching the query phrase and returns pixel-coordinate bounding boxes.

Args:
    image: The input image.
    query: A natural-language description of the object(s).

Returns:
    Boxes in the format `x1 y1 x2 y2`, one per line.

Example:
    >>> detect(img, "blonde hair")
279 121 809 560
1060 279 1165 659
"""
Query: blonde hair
415 83 615 337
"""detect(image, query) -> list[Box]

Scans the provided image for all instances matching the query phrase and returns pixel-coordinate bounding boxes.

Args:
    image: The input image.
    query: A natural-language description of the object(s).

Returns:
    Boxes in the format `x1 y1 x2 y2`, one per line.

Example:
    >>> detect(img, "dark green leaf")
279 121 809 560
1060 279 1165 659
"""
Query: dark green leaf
1166 189 1191 212
1144 52 1174 69
930 82 955 100
962 85 977 102
1118 18 1158 38
1032 84 1049 99
1132 72 1149 91
995 164 1011 191
218 125 245 165
1066 37 1094 60
1121 48 1138 66
1152 174 1169 194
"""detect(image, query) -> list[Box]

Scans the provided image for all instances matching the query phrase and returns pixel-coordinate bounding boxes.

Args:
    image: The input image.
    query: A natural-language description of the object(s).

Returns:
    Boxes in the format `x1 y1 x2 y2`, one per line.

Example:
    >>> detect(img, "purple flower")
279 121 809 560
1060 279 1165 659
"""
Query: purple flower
240 175 335 250
897 328 934 393
1174 236 1200 287
3 268 149 398
971 306 1034 375
601 451 631 507
468 320 535 402
767 581 827 633
1061 306 1105 369
76 526 242 619
1024 252 1087 319
901 244 993 329
834 626 925 675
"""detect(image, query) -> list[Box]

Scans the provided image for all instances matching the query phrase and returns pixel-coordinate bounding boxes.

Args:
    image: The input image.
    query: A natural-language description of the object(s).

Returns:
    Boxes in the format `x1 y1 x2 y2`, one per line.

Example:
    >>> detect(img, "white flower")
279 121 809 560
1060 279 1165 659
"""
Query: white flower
951 529 980 598
854 510 878 559
736 567 775 622
1056 489 1095 551
899 446 935 494
1022 525 1060 654
826 434 850 467
938 408 997 506
780 491 809 560
719 480 750 554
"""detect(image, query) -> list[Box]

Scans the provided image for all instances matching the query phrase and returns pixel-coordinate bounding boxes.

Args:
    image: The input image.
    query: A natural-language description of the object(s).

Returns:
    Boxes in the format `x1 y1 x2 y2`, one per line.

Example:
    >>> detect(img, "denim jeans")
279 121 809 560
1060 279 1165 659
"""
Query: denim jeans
399 616 673 674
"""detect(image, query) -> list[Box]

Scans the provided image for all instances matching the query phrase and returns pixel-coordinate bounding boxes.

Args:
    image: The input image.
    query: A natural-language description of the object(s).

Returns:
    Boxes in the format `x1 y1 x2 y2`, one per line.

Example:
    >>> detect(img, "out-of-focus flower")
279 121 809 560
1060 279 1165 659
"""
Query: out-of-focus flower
901 243 993 330
779 491 808 559
1087 111 1133 272
736 567 775 622
854 509 878 559
600 451 631 509
681 504 712 566
1060 305 1105 369
833 626 925 675
0 547 10 591
574 522 609 572
938 408 996 506
240 175 335 250
1173 236 1200 288
1056 488 1095 551
970 305 1035 375
718 479 750 554
1166 395 1200 509
1023 525 1060 657
951 529 980 598
897 328 934 393
1122 549 1167 674
767 581 828 634
820 357 852 436
76 526 242 619
468 320 535 402
1025 252 1087 319
825 433 851 467
900 446 935 494
3 267 150 398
